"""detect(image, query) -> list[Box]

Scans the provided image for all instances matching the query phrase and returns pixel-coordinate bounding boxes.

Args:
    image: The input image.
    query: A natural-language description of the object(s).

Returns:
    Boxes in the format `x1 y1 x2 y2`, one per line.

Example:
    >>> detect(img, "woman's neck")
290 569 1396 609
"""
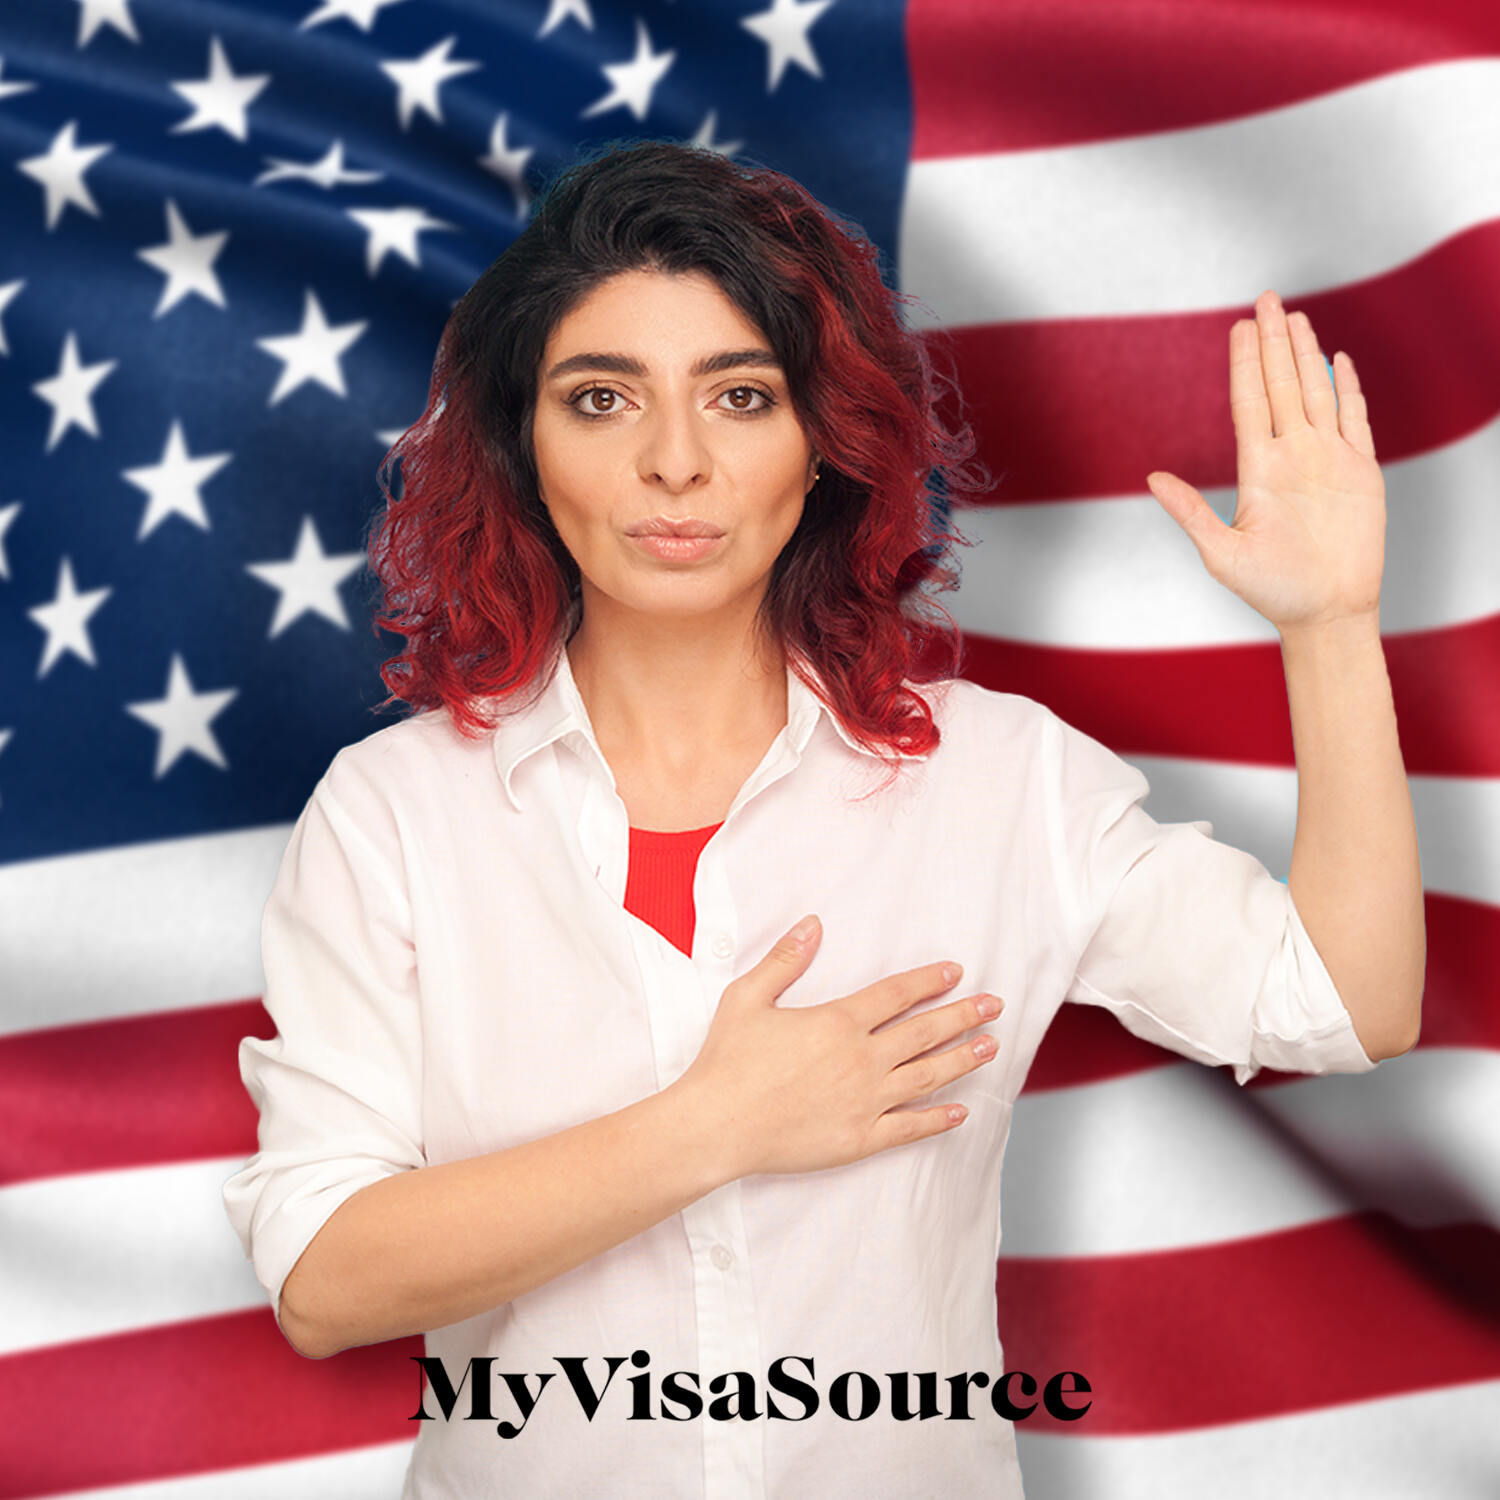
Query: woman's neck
565 611 789 792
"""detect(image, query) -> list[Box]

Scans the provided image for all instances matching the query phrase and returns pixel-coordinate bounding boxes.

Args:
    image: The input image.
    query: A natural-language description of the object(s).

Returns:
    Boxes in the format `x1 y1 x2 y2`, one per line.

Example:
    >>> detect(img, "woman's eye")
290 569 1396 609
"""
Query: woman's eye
568 385 775 418
720 385 774 413
572 386 624 416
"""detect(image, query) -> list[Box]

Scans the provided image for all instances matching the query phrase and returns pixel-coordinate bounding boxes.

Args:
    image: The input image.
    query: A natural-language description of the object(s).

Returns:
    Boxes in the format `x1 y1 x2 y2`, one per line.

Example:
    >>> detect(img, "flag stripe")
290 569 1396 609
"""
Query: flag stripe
0 1312 421 1500
0 1001 271 1188
995 1217 1500 1433
1013 1376 1500 1500
7 1053 1495 1357
37 1442 416 1500
1008 1049 1500 1256
923 231 1500 504
907 0 1500 159
2 1218 1494 1496
944 421 1500 645
2 881 1493 1189
900 59 1500 325
0 823 286 1037
961 629 1500 783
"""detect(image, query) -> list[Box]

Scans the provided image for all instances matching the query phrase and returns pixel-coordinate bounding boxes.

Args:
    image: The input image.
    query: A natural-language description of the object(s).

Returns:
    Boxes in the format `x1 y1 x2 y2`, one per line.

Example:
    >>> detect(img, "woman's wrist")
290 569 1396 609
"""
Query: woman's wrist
660 1066 751 1194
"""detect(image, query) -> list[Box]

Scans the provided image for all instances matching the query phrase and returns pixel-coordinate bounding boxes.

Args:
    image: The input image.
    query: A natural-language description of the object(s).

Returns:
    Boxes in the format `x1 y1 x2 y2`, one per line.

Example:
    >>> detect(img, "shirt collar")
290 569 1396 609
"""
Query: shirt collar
489 643 921 814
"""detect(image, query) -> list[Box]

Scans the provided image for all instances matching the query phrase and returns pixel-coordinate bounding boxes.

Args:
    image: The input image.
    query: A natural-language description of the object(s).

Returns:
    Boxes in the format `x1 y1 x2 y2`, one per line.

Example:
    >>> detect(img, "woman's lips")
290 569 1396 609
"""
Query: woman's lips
627 533 726 561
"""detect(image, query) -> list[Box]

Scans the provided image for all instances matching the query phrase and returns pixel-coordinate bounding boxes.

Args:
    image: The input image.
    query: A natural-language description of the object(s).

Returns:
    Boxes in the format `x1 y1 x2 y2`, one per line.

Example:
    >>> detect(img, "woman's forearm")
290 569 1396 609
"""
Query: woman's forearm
1280 610 1425 1059
278 1072 734 1359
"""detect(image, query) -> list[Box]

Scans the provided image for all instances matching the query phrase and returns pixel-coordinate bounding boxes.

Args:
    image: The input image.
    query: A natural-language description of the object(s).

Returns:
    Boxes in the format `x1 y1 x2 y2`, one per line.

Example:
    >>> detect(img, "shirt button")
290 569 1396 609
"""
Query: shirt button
711 934 734 959
710 1243 734 1270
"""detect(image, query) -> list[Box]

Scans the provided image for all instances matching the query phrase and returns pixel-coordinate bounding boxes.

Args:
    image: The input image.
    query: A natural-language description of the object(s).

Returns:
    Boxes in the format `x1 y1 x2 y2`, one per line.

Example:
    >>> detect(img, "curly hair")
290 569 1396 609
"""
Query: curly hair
363 137 991 765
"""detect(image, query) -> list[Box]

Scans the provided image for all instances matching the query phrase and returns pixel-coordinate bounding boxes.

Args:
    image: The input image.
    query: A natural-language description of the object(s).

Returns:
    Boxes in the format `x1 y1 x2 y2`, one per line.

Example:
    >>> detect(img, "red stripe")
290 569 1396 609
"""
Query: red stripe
959 617 1500 778
996 1217 1500 1433
934 222 1500 501
0 894 1489 1185
0 999 273 1188
908 0 1500 158
0 1310 419 1499
2 1225 1493 1491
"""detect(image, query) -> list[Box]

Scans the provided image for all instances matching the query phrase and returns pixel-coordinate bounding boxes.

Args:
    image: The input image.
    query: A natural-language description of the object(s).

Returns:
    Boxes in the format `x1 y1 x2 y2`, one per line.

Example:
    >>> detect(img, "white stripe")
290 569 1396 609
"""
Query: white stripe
1 752 1494 1038
1001 1048 1500 1258
1257 1047 1500 1236
41 1441 415 1500
0 821 290 1036
1014 1378 1500 1499
0 1157 263 1356
6 1052 1494 1356
1129 753 1499 912
900 57 1500 324
944 414 1500 644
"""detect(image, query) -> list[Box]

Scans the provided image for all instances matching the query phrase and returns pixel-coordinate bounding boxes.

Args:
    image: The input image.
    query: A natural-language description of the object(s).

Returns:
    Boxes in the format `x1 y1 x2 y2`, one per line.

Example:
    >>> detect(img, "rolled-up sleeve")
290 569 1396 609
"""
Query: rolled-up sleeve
1041 705 1378 1086
222 749 425 1329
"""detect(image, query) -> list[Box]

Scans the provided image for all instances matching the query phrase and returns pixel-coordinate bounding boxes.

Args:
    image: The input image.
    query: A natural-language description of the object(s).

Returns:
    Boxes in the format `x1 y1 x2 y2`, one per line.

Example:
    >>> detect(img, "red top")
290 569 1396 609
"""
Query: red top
624 821 724 957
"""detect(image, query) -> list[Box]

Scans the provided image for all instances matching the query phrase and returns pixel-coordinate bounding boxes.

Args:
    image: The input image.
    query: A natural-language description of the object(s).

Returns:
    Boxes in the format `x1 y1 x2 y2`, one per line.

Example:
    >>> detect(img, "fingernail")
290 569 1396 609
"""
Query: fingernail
943 962 962 984
790 914 819 942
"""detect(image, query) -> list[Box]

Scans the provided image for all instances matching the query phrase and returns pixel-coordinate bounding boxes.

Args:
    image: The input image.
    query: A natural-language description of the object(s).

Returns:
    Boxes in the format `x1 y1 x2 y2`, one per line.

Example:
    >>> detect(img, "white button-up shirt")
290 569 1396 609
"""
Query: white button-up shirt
223 644 1377 1499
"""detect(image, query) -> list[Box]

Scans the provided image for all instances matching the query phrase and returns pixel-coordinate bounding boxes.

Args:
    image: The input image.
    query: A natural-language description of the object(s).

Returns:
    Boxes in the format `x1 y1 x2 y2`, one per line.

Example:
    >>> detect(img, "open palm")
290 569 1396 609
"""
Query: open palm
1146 289 1386 635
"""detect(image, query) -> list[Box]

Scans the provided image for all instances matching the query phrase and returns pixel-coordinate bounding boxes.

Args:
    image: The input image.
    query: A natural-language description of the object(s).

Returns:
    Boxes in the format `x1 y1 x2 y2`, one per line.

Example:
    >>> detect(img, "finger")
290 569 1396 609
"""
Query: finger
736 915 821 1002
1287 309 1338 431
1228 317 1272 448
851 960 963 1033
866 1099 971 1158
882 1029 997 1112
877 991 1003 1071
1254 289 1306 437
1145 469 1236 581
1332 350 1376 461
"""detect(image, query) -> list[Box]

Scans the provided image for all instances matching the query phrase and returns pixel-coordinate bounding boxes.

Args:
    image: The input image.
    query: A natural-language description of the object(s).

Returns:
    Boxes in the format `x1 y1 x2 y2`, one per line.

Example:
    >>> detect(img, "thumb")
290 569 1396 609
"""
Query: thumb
736 914 821 1003
1146 470 1235 579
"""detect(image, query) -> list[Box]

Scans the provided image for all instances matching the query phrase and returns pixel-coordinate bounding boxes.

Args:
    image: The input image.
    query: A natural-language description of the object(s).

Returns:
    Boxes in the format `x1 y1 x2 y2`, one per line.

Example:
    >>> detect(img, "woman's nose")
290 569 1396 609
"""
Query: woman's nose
636 400 711 490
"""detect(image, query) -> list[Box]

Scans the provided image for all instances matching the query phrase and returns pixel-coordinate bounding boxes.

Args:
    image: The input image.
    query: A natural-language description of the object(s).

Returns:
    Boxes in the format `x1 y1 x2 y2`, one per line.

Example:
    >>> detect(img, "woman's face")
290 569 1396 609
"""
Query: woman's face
531 267 817 632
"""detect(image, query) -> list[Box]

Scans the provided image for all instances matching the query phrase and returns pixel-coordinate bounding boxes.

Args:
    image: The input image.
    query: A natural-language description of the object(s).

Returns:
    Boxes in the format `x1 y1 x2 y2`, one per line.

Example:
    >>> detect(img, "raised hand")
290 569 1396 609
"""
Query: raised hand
1144 289 1386 636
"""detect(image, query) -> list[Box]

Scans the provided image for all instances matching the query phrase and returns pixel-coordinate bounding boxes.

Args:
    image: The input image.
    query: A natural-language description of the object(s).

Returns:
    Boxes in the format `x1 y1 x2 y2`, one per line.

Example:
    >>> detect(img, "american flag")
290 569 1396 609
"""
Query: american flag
1 0 1495 1495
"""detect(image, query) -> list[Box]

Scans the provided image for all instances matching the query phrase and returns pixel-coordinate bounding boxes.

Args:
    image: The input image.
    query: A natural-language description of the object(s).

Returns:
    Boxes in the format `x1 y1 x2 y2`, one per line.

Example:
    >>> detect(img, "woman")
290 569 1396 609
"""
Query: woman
224 139 1421 1498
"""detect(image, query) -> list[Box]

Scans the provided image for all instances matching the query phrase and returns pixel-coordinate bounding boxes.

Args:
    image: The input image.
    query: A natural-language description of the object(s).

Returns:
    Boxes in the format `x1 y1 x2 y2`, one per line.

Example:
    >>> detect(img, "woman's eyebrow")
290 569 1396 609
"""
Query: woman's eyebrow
543 348 782 382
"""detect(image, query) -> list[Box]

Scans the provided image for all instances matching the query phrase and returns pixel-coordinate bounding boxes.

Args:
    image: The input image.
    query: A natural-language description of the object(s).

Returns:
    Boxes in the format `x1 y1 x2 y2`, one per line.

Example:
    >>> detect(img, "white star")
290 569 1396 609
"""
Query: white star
169 36 271 143
0 280 23 356
16 120 113 231
299 0 407 31
380 35 481 132
32 331 117 452
0 501 18 579
125 653 239 779
580 17 675 122
0 56 39 102
255 289 367 406
691 110 743 158
741 0 835 92
0 726 11 810
478 113 534 218
121 420 233 540
246 515 367 637
74 0 139 46
136 199 229 316
254 138 383 189
28 556 112 676
345 204 458 277
538 0 593 38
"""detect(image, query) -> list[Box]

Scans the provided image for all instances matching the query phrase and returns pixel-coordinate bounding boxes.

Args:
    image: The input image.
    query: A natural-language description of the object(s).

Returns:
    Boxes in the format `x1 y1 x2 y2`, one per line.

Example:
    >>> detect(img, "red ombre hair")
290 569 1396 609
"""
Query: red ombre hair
364 138 992 765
